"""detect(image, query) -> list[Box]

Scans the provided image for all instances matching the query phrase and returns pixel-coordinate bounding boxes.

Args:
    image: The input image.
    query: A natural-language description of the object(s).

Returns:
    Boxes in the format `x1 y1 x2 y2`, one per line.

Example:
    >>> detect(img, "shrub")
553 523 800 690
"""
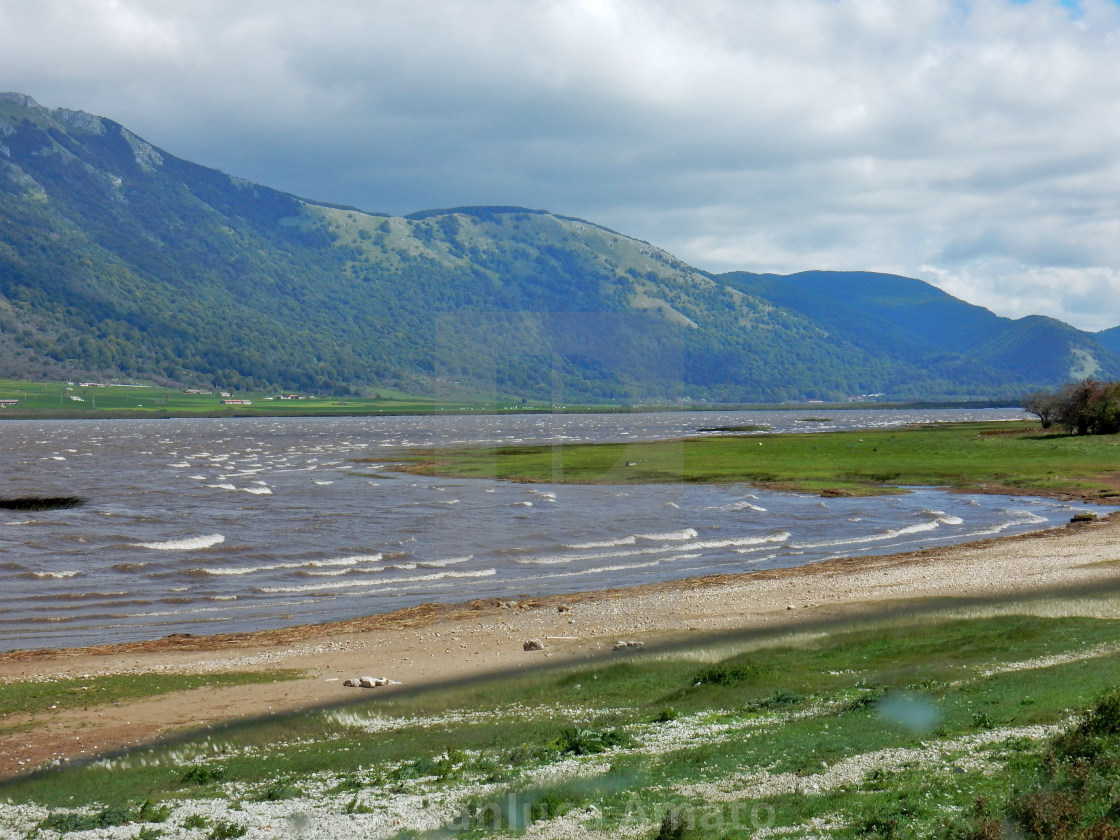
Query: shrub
655 808 686 840
692 661 764 687
207 819 247 840
252 780 301 801
746 689 805 711
180 764 226 785
557 727 629 755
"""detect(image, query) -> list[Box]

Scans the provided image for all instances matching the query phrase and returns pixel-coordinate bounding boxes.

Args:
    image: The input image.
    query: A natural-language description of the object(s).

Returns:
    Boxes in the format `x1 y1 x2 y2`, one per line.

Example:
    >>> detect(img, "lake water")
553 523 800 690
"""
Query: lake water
1 409 1107 651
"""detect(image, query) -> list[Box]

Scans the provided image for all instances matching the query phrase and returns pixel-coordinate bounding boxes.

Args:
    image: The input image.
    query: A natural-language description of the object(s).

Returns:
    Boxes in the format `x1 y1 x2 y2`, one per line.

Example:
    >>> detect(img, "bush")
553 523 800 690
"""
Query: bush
557 726 629 755
180 764 226 785
655 808 686 840
961 690 1120 840
692 661 765 687
746 689 805 711
207 819 247 840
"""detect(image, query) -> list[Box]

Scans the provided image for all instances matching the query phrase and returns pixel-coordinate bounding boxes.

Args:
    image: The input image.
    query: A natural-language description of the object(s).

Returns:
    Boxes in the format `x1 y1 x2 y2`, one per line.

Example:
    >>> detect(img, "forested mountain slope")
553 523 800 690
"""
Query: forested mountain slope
2 93 1116 402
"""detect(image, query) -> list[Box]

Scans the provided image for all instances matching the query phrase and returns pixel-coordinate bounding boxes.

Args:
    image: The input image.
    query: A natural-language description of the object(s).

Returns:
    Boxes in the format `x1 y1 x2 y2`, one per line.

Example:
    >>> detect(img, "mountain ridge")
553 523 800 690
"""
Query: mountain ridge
1 92 1117 402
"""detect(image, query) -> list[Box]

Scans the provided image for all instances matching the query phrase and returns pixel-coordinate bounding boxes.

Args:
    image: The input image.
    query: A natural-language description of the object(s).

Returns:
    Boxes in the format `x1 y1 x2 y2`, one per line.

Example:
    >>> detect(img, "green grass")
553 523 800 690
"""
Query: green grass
5 602 1120 839
0 379 562 418
0 670 304 724
392 421 1120 500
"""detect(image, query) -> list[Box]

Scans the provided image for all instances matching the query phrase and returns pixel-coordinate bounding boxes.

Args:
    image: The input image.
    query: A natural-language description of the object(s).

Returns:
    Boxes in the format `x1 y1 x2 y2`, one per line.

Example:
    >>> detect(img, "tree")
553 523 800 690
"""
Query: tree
1025 379 1120 435
1023 390 1061 429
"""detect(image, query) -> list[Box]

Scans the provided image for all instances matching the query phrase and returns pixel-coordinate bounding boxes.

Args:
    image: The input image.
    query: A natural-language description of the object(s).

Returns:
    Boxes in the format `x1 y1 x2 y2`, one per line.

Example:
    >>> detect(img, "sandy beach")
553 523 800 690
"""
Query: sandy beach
2 512 1119 780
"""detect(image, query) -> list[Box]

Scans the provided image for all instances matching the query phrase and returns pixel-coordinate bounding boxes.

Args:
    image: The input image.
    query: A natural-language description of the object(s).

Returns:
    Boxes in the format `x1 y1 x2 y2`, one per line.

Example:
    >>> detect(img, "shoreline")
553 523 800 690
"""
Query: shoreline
0 400 1024 422
3 512 1116 664
2 513 1120 779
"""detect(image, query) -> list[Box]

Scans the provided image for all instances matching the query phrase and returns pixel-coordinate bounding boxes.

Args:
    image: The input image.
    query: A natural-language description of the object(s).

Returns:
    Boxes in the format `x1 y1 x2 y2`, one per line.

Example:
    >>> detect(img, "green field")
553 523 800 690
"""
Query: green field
0 380 560 418
5 595 1120 839
393 421 1120 501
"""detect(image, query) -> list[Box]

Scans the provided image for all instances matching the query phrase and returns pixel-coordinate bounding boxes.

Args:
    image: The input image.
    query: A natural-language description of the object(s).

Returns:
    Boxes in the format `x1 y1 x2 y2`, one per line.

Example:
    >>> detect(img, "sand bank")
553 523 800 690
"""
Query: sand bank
2 513 1119 779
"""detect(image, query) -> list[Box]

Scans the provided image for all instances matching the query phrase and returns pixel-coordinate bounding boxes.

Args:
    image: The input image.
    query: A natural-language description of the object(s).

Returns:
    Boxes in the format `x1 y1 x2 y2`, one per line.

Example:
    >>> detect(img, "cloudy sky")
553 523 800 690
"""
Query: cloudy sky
3 0 1120 331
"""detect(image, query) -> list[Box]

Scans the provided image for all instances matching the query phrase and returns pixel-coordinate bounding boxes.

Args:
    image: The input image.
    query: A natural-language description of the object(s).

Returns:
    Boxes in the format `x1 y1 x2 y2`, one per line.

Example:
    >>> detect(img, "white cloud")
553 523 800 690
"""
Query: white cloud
2 0 1120 330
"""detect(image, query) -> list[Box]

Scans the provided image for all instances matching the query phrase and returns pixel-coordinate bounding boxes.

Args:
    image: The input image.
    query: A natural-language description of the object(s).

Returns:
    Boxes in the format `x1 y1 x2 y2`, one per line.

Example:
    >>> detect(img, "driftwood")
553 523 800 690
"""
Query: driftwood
0 496 87 511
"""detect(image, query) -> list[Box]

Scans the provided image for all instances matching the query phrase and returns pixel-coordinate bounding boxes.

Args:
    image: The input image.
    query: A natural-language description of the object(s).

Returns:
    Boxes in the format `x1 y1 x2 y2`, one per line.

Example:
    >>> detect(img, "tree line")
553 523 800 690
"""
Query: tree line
1023 380 1120 435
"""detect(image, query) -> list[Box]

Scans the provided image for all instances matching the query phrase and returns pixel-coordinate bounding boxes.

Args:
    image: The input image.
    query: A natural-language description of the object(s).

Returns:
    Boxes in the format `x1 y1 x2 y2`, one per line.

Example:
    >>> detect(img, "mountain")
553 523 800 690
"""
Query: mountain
1097 327 1120 356
1 92 1117 402
724 271 1120 396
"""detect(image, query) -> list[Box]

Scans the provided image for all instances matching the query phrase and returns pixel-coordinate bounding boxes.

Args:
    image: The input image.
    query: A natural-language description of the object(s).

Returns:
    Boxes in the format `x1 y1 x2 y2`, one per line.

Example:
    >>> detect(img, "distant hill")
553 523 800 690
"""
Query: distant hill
1 92 1117 402
1097 326 1120 356
724 271 1120 397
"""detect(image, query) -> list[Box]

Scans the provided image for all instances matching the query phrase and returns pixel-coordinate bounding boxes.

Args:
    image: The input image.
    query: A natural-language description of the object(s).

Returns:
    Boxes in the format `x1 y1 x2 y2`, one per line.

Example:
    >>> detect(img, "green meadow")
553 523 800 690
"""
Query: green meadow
0 380 557 418
5 594 1120 839
394 421 1120 501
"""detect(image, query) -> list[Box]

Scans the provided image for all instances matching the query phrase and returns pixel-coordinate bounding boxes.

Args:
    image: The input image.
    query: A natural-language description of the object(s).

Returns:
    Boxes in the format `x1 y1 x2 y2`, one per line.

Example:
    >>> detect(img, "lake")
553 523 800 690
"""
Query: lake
0 408 1103 651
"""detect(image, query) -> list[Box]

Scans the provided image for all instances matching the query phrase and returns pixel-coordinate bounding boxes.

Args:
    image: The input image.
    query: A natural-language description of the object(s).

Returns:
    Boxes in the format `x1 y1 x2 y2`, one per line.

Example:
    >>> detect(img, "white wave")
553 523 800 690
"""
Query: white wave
312 480 334 486
419 556 474 568
31 570 82 579
537 559 666 580
134 534 226 551
1006 509 1048 525
168 462 190 468
564 536 637 550
258 568 497 594
732 502 768 512
305 562 415 576
895 521 942 536
793 519 942 549
534 553 711 580
689 533 791 550
196 554 383 576
205 483 238 491
514 501 534 507
724 532 792 551
924 509 964 526
637 528 698 542
45 455 66 461
242 487 273 495
518 538 722 567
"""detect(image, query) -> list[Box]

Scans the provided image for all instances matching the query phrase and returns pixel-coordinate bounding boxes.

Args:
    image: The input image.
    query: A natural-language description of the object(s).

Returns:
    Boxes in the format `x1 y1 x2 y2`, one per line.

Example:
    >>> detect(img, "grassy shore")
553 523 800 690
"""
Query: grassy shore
0 671 304 729
0 380 560 418
392 421 1120 501
4 594 1120 839
0 379 1020 420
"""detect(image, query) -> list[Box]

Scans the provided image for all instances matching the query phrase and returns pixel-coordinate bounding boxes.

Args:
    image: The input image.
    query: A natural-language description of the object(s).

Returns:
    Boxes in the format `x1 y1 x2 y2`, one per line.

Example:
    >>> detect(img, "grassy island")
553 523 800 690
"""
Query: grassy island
390 422 1120 501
